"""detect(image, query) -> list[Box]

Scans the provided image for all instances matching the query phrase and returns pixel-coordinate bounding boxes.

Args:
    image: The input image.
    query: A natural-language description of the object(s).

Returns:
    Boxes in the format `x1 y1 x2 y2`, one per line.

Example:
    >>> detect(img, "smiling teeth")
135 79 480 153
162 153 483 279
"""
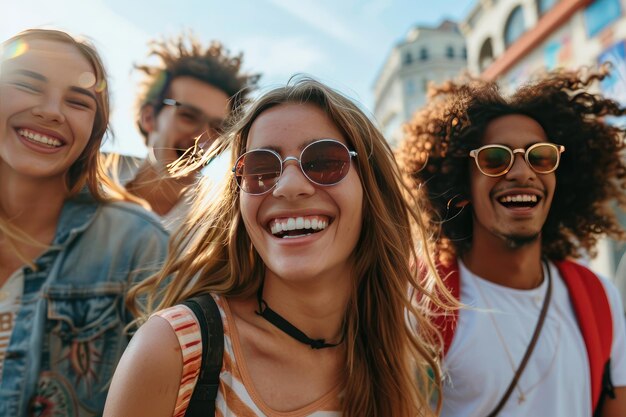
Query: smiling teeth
18 129 62 147
270 216 328 235
499 194 538 203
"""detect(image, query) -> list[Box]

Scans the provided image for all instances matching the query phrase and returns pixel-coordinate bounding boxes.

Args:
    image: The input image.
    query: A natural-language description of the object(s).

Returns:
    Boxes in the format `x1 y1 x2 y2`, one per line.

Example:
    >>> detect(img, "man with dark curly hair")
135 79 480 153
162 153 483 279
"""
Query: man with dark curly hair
399 68 626 417
121 33 260 230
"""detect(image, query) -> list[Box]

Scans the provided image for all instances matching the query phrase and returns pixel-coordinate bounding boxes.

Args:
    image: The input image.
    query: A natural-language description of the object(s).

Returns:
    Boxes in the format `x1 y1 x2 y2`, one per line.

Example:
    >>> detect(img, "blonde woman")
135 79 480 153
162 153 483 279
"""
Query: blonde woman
0 29 168 415
105 78 450 417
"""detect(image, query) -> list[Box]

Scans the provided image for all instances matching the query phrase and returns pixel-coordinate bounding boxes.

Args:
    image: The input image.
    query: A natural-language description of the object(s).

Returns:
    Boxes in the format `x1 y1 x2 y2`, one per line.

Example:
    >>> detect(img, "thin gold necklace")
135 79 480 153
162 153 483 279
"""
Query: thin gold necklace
469 262 557 404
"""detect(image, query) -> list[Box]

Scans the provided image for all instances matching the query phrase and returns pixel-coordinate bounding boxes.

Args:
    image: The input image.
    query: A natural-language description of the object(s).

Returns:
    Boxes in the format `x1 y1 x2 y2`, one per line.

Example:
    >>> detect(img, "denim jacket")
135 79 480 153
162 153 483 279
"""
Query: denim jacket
0 191 168 417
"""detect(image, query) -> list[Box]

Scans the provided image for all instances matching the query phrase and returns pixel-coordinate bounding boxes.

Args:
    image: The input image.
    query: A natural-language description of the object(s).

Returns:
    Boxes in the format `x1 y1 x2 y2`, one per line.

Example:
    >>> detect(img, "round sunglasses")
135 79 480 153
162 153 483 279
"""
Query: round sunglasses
469 142 565 177
233 139 358 195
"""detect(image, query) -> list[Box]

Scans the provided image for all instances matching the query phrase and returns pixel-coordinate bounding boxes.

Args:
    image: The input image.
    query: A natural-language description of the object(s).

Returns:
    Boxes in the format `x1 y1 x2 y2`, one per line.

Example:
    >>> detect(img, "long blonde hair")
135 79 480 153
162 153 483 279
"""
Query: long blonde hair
129 77 453 416
0 29 145 265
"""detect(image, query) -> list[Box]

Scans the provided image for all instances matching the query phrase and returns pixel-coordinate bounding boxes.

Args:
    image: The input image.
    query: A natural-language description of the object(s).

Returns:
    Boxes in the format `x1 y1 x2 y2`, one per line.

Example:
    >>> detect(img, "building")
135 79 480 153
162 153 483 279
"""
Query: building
462 0 626 89
460 0 626 281
372 20 467 148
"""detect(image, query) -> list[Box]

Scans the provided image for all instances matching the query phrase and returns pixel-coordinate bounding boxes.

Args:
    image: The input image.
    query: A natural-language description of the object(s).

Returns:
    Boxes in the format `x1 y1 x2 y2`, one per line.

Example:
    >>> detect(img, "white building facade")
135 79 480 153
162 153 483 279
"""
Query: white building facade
372 21 467 148
460 0 626 281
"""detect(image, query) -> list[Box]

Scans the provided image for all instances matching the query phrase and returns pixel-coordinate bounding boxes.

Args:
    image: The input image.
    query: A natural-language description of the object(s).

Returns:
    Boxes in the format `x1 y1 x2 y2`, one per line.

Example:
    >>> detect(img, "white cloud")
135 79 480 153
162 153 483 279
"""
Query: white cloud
235 35 327 80
361 0 394 19
265 0 362 50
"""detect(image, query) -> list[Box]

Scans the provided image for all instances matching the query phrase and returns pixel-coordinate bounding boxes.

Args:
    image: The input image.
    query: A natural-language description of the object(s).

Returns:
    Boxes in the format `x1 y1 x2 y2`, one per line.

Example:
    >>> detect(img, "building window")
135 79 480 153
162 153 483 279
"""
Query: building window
584 0 621 38
504 5 526 48
446 46 455 58
405 79 416 96
479 38 494 72
420 47 429 61
462 47 467 59
537 0 558 16
422 78 429 92
403 52 413 66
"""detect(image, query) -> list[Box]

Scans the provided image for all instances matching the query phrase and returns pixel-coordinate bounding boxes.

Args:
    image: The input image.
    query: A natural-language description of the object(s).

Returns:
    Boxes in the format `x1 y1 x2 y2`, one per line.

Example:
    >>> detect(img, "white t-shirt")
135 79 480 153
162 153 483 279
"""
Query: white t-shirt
0 269 24 378
440 260 626 417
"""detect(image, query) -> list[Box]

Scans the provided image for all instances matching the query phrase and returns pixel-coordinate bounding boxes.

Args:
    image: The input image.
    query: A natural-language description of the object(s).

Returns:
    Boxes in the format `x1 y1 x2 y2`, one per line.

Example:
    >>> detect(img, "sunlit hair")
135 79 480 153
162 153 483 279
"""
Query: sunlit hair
398 67 626 262
0 29 145 265
129 77 456 417
135 32 261 140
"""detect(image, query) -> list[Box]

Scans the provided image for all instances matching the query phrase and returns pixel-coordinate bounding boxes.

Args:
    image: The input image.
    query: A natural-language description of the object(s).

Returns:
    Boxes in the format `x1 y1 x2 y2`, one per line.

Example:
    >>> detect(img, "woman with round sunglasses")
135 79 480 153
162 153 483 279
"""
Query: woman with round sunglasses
105 77 454 417
398 68 626 417
0 29 168 415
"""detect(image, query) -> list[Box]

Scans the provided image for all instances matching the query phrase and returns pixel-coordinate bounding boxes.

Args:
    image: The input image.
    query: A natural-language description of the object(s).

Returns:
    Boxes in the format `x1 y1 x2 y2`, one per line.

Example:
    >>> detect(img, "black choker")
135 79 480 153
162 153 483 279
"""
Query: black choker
255 284 344 349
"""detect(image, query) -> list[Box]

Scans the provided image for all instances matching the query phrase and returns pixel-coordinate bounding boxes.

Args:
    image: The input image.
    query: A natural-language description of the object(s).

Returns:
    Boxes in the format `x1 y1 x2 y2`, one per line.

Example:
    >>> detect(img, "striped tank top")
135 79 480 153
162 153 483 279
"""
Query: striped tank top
155 294 342 417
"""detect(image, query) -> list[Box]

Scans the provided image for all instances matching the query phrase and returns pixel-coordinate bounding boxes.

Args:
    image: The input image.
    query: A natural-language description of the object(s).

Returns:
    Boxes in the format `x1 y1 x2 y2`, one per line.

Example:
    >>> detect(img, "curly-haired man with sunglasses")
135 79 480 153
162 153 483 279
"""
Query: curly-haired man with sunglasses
121 33 260 230
399 68 626 417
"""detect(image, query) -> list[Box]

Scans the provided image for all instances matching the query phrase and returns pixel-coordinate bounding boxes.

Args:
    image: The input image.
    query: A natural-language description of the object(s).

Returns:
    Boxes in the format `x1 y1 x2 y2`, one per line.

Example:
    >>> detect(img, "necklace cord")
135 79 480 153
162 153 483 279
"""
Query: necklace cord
486 258 553 417
255 282 344 349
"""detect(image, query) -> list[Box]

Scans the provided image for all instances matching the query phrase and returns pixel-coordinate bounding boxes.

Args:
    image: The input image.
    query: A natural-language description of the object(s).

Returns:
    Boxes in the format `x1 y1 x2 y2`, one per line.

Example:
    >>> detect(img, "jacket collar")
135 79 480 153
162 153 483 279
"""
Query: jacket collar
52 188 99 247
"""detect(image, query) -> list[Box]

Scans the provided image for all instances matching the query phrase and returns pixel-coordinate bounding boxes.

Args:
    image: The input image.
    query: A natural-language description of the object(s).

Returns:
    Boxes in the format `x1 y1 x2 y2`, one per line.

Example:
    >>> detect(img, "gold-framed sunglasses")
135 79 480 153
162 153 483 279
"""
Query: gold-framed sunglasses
469 142 565 177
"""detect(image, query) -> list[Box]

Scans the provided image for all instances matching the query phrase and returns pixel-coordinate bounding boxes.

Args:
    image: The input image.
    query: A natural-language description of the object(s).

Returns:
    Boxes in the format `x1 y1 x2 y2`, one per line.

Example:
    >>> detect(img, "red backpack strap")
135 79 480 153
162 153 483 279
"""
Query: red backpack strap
554 260 613 410
433 258 461 356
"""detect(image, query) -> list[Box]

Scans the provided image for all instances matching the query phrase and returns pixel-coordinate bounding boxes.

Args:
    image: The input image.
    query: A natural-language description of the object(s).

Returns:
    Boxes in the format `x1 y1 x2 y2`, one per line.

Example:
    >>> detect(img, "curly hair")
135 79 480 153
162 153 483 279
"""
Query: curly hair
398 67 626 262
135 32 261 139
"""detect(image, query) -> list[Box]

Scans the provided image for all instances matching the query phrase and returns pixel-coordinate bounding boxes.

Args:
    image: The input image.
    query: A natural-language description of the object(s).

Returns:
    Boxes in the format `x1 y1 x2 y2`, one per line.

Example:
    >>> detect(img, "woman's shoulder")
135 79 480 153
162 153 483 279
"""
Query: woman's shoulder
104 314 186 417
98 200 167 234
154 304 202 335
81 201 168 261
66 188 164 232
58 193 167 256
132 313 184 358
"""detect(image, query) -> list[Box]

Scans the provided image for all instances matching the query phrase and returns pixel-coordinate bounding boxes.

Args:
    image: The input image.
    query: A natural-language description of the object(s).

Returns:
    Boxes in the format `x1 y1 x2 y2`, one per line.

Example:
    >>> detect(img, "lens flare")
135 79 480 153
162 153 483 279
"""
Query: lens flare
152 71 167 93
78 72 96 88
95 79 107 93
2 39 29 60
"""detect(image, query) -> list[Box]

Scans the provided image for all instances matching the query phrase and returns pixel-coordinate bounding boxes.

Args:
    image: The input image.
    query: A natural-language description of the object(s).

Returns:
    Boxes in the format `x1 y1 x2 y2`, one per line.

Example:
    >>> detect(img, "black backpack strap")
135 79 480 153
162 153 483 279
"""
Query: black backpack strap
593 359 616 417
181 294 224 417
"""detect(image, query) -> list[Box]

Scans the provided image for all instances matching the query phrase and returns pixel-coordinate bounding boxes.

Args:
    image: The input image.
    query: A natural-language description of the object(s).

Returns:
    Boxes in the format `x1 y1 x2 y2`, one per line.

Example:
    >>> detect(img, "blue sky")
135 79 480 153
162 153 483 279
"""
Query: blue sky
1 0 476 156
